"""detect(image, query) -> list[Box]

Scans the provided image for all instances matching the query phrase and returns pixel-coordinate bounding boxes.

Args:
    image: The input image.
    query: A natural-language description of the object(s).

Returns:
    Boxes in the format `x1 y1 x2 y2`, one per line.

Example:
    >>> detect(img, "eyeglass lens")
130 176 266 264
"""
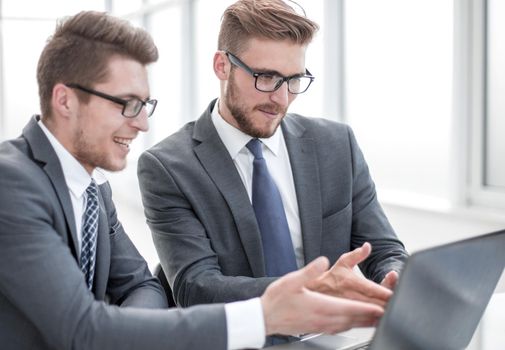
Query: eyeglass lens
256 75 311 93
124 99 156 118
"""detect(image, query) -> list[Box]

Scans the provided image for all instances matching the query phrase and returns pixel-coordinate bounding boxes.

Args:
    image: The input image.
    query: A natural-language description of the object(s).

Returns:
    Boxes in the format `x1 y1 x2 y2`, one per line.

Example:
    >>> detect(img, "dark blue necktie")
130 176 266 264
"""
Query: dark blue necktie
80 180 99 290
246 138 297 277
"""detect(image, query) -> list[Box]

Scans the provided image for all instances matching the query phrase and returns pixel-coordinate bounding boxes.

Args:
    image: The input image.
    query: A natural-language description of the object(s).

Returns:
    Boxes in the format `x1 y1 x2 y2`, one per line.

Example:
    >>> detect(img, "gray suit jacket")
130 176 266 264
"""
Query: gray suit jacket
0 116 227 350
138 99 408 307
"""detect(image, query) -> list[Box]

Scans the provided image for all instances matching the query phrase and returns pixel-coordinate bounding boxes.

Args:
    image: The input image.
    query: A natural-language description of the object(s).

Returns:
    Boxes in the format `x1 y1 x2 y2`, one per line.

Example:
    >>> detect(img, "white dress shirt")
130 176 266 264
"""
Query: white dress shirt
212 101 306 349
211 101 304 267
39 120 265 350
38 120 106 252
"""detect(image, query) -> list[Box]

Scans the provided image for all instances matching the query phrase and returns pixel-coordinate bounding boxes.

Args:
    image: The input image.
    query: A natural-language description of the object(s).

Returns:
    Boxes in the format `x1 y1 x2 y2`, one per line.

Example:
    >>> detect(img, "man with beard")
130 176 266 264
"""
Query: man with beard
138 0 408 333
0 10 385 350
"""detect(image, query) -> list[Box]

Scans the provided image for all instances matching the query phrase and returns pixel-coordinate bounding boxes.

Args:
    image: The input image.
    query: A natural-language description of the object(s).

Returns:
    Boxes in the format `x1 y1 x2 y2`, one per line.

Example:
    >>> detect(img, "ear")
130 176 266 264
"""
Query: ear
213 51 230 81
51 83 78 119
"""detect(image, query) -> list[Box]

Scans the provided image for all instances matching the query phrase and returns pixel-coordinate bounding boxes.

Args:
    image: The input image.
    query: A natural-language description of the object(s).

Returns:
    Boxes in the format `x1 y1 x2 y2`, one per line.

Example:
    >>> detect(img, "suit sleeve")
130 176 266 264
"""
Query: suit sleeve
346 126 408 282
138 150 275 307
0 155 227 350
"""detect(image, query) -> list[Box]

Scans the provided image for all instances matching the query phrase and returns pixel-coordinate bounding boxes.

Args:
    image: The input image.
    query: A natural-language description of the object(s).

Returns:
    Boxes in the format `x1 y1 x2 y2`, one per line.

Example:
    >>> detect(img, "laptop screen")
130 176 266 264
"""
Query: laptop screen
370 229 505 350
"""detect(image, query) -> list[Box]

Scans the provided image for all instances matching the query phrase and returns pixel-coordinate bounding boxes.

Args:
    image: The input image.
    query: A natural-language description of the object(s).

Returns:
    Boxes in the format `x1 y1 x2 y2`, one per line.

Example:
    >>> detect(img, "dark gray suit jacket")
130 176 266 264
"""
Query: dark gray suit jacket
0 116 227 350
138 99 408 307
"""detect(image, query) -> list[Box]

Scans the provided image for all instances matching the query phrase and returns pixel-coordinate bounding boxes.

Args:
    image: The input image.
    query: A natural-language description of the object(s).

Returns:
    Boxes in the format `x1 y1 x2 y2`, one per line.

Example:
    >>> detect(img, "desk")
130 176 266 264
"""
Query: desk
267 293 505 349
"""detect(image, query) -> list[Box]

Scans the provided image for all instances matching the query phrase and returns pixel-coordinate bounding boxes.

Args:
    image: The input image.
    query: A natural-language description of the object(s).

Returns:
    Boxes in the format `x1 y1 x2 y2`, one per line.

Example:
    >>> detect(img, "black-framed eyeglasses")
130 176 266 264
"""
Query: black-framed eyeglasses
65 83 157 118
226 51 315 94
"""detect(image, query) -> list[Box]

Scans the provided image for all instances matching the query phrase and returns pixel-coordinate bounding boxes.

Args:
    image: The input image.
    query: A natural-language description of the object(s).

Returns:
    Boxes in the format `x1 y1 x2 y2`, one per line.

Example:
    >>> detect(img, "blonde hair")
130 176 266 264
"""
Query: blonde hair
218 0 319 54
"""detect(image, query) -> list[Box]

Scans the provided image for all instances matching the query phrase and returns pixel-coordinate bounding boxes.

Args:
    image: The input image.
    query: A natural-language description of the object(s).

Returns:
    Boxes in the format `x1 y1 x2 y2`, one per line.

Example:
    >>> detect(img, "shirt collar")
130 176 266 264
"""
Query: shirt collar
211 99 283 158
38 120 106 198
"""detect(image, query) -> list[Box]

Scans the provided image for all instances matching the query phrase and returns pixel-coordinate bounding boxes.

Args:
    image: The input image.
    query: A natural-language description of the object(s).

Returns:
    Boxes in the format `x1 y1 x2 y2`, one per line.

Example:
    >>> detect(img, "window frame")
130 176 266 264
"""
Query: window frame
468 0 505 210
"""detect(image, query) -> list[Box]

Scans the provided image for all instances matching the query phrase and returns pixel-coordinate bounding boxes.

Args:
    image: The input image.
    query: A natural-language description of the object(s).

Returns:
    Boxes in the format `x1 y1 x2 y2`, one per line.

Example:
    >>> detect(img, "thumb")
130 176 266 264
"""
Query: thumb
282 256 330 290
339 242 372 268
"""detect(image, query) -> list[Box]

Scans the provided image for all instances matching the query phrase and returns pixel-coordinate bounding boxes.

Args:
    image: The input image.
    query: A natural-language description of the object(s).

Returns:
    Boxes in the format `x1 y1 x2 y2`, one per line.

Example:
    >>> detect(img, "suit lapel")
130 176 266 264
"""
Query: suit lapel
193 102 266 277
22 116 80 258
93 188 110 299
282 117 323 264
23 117 111 298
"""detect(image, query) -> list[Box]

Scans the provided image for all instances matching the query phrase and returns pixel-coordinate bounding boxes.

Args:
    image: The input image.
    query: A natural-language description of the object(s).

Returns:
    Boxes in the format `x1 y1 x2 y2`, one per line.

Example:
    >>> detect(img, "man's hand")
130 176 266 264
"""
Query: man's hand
380 270 399 290
260 257 384 336
306 243 393 306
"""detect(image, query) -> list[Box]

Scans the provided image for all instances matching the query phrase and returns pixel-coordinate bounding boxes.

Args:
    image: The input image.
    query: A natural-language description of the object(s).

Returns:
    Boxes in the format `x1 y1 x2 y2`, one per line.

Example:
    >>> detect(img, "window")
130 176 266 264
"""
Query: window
344 0 454 210
485 0 505 190
2 0 504 215
0 0 105 140
469 0 505 210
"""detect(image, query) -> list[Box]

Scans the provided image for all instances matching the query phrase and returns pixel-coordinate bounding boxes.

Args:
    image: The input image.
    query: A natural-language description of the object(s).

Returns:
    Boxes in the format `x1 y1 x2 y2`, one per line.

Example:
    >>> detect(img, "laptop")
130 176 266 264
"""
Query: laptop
268 229 505 350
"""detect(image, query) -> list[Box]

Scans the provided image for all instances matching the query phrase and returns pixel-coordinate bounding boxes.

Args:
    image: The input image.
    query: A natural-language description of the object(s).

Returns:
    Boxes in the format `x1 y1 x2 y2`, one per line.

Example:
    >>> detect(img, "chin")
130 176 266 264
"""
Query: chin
256 124 280 139
101 160 127 173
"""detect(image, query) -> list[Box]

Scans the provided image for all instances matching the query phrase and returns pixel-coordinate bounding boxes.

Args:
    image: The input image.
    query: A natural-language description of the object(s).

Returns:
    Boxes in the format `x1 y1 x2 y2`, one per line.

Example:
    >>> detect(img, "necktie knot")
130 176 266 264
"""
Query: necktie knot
86 180 99 199
246 138 263 160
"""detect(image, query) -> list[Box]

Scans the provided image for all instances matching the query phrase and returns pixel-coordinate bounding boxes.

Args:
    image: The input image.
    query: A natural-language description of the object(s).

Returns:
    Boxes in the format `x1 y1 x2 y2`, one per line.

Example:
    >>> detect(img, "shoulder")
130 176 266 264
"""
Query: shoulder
0 136 29 166
0 138 55 215
142 121 197 160
0 137 42 185
283 113 356 146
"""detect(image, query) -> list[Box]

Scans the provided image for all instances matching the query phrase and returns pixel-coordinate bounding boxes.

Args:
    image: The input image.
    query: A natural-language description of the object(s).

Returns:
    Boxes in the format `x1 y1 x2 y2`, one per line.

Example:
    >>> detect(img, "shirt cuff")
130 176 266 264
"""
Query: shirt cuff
225 297 265 350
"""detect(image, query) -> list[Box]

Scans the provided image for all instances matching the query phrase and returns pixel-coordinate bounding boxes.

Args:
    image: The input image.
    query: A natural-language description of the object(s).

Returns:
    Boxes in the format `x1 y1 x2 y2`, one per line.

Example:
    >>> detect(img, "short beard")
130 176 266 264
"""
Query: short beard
73 124 124 173
225 70 286 138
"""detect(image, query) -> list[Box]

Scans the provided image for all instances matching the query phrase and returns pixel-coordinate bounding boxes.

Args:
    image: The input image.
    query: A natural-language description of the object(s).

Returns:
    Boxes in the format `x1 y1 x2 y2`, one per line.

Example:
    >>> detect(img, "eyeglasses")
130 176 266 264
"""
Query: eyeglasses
65 83 157 118
226 51 315 94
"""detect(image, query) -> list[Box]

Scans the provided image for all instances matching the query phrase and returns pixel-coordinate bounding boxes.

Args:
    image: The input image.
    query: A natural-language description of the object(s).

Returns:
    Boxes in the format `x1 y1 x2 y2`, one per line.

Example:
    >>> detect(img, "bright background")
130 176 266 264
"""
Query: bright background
1 0 504 293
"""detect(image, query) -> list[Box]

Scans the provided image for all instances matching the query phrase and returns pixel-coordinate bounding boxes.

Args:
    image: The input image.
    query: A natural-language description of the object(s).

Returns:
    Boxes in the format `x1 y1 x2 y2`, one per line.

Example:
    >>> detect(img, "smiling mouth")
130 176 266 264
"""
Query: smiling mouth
258 108 280 119
256 103 284 118
113 137 133 148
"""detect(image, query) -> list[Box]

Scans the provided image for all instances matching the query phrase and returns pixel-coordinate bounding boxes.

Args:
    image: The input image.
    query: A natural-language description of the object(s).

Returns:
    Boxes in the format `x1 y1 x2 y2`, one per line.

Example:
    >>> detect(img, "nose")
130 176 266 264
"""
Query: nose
129 108 149 132
269 81 290 108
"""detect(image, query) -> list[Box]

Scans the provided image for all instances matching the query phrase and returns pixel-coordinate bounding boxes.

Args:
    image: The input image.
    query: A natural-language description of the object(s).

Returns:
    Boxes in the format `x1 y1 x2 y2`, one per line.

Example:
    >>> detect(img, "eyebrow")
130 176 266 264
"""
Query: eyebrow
252 67 308 78
118 93 152 101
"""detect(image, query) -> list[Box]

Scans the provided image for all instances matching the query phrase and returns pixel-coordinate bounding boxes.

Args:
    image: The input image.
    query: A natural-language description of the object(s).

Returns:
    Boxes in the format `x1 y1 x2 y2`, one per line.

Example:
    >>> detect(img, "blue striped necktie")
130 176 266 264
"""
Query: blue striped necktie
80 180 99 290
246 138 297 277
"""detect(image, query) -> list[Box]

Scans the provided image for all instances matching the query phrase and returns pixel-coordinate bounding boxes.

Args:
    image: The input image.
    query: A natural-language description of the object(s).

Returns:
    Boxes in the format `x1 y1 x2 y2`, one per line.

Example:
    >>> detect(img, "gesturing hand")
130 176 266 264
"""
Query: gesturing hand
306 243 393 307
260 256 384 336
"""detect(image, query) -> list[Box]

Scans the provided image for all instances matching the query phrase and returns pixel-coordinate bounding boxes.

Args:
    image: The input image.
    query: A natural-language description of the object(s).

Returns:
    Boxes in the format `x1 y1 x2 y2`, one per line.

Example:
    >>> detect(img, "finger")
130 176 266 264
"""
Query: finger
381 271 399 290
310 291 385 317
359 278 393 301
333 275 391 306
337 242 372 268
340 274 393 304
296 293 384 335
282 256 330 290
338 314 383 329
327 307 383 333
337 301 383 320
340 289 388 307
